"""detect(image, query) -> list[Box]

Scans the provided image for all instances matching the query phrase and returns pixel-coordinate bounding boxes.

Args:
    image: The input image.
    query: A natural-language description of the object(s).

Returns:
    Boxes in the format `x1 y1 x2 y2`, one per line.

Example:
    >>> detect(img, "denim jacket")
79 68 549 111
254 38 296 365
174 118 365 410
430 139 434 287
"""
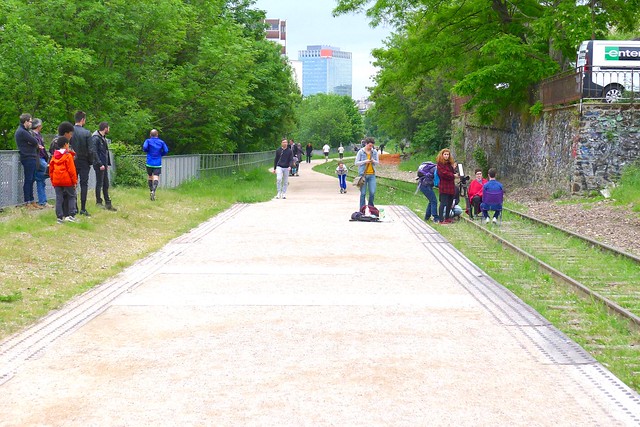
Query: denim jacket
355 148 379 176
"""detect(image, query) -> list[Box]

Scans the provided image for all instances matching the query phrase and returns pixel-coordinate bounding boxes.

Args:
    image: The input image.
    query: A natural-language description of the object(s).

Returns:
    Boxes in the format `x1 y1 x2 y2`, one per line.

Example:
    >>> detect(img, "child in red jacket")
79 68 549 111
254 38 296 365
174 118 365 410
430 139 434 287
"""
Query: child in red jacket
49 136 78 223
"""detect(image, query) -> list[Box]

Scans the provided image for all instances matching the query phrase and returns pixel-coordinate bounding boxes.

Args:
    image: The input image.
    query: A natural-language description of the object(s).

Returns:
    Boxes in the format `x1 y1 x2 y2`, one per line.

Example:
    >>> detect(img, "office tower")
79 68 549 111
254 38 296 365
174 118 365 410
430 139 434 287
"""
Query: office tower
299 45 352 97
265 19 286 55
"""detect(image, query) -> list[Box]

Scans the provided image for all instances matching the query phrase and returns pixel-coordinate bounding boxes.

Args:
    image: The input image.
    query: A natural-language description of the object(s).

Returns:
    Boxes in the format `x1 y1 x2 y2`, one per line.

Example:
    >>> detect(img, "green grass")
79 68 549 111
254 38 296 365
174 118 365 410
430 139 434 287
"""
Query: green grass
397 153 437 172
612 162 640 212
0 168 274 339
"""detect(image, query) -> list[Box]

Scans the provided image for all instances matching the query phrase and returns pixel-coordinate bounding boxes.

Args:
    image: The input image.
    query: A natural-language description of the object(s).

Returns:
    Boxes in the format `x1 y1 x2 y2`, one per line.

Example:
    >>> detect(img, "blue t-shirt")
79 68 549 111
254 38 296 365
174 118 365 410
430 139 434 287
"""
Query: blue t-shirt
143 137 169 167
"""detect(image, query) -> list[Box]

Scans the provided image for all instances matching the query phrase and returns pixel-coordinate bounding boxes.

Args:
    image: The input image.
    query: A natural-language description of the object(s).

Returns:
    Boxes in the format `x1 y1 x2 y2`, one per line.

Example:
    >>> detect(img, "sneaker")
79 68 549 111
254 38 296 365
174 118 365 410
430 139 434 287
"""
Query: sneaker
282 194 286 199
150 191 155 201
274 193 280 199
79 209 91 217
64 216 78 223
340 188 344 194
96 202 105 209
106 204 118 211
56 218 64 224
343 189 346 193
484 217 490 224
492 217 498 224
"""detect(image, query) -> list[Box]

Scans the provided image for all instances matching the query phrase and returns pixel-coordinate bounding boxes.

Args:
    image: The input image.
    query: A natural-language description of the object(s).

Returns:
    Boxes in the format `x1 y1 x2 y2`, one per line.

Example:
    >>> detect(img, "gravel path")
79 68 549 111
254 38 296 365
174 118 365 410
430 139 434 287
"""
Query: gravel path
375 164 640 257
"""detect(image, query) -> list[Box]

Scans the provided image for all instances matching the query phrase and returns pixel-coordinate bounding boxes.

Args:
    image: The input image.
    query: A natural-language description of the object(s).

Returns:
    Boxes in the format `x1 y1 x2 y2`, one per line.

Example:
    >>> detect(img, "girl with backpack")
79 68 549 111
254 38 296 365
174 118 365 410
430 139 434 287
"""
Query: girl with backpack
436 148 457 224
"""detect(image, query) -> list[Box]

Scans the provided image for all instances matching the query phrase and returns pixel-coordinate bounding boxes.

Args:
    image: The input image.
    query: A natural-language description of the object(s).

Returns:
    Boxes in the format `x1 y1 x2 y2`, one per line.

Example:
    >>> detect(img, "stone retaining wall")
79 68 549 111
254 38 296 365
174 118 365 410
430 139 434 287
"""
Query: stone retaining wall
452 105 640 193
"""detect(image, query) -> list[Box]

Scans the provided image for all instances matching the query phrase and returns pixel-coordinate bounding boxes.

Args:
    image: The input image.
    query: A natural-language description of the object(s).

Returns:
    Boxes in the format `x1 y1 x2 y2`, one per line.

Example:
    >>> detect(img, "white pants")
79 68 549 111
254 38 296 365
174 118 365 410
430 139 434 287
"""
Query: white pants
276 166 289 194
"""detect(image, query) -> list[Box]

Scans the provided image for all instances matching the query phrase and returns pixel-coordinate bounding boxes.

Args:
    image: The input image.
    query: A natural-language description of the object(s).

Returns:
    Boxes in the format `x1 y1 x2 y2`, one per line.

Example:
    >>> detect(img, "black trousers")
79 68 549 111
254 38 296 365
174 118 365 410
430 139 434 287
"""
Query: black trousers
439 193 454 220
94 166 111 204
75 158 91 211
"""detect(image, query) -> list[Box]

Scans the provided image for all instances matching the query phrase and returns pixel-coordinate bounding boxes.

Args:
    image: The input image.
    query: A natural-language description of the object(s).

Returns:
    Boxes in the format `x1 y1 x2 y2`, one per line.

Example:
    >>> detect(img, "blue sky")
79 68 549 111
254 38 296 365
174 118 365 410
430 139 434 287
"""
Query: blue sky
253 0 392 99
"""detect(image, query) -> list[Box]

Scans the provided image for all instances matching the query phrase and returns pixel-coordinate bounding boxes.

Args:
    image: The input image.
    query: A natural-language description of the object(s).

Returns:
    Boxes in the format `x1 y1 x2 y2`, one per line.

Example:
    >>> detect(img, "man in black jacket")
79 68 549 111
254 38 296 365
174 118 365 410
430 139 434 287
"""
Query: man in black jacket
14 113 42 209
70 111 96 216
272 139 292 199
91 122 116 211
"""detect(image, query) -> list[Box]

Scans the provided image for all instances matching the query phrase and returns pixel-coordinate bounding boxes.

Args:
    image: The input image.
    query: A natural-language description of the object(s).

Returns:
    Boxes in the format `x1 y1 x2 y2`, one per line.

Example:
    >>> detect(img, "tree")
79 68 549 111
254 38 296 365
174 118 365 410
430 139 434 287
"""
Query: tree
294 94 364 148
334 0 640 124
0 0 299 153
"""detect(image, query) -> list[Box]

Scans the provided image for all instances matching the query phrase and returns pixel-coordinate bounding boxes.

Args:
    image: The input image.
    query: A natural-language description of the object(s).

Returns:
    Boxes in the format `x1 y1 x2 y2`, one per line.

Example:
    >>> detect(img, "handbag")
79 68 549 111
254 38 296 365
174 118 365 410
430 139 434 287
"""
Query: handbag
353 174 365 188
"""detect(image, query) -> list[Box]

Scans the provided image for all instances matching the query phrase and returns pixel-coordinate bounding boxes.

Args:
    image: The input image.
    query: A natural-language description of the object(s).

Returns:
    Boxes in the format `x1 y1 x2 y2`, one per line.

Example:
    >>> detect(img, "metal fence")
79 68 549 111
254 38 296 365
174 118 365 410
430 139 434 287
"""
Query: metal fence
1 150 274 209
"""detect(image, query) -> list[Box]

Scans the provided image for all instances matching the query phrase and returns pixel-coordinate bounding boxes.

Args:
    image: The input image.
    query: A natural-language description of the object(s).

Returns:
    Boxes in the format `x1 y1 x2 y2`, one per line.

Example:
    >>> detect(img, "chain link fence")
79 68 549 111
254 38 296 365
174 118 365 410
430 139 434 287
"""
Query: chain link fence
1 150 274 209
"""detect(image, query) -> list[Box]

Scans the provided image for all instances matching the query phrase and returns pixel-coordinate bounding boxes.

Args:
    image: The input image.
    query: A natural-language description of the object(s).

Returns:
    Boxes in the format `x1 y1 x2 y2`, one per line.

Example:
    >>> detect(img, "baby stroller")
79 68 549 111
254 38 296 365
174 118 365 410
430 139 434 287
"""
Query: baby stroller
290 155 299 176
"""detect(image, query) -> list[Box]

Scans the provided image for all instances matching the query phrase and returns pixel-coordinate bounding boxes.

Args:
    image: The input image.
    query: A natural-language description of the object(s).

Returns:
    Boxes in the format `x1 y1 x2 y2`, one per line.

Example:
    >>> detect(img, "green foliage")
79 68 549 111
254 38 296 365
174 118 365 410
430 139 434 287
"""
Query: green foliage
611 162 640 212
472 146 489 175
529 101 544 116
294 94 364 147
0 0 299 154
334 0 640 126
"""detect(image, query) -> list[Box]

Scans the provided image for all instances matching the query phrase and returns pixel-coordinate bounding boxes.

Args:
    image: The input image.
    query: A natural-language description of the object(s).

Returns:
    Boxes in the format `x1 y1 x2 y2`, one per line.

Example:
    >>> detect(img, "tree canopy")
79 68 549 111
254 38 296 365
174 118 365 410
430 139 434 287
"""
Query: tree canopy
0 0 300 152
294 94 364 149
334 0 640 134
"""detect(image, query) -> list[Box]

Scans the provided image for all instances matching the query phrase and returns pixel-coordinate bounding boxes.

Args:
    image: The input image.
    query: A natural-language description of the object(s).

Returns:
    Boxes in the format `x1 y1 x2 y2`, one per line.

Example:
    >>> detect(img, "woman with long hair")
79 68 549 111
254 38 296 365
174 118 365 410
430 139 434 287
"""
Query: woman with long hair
436 148 457 224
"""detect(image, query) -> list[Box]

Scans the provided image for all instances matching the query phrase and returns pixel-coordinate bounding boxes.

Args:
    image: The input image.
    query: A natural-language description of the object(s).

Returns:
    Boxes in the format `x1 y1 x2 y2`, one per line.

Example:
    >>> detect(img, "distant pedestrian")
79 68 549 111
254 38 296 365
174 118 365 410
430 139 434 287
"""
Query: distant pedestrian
305 143 313 163
379 142 386 154
70 111 96 217
142 129 169 201
92 122 116 211
436 148 457 224
355 137 379 208
31 118 50 208
338 143 345 160
15 113 41 209
336 160 348 193
272 139 292 199
49 136 78 223
322 143 330 162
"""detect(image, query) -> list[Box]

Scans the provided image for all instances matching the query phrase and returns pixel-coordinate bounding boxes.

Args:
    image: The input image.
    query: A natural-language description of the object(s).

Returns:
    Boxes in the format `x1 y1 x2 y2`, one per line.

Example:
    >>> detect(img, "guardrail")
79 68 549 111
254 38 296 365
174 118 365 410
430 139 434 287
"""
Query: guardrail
1 150 274 209
453 67 640 113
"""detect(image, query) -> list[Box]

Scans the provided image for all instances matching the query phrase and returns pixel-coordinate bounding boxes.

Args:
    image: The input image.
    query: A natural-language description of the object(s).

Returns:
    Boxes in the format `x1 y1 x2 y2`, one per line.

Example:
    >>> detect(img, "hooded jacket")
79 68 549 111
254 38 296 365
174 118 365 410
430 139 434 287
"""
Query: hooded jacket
49 148 78 187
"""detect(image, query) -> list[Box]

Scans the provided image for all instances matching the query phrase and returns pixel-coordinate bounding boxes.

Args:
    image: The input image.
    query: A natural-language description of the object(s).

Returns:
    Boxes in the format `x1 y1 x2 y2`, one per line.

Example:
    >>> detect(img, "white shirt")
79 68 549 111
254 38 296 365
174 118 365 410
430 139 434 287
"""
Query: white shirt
323 144 330 153
338 146 344 154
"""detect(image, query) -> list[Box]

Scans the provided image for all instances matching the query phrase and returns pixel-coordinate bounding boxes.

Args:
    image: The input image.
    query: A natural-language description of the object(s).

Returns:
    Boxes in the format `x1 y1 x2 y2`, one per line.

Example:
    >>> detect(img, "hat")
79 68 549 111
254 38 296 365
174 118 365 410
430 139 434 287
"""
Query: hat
31 118 42 128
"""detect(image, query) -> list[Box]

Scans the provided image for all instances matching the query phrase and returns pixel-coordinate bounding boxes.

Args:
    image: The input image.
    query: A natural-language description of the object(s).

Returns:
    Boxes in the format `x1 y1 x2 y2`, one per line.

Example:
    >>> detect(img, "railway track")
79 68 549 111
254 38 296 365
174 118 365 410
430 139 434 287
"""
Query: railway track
367 174 640 328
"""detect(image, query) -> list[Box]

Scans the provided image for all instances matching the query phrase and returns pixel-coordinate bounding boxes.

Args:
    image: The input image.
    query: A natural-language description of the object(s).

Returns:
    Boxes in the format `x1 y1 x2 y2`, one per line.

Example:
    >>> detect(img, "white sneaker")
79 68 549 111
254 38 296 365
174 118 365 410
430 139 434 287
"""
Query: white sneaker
64 216 78 223
282 194 286 199
492 217 498 224
484 217 490 224
274 193 280 199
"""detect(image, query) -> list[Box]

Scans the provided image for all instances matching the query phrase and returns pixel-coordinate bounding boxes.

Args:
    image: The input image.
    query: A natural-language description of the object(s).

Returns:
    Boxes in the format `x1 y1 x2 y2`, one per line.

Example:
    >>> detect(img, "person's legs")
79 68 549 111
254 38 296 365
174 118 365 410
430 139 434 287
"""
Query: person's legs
420 185 439 221
439 194 453 221
65 186 77 217
472 195 482 217
281 168 289 196
365 175 376 206
21 158 37 204
359 179 366 208
103 170 112 207
76 159 90 212
275 166 284 196
35 159 47 205
94 166 104 205
55 186 65 219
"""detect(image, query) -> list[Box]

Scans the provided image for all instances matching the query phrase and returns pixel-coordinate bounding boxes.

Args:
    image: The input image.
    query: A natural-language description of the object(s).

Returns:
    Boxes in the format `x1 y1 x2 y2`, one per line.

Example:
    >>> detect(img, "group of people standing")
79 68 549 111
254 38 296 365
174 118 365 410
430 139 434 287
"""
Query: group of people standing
14 111 169 223
418 148 504 224
14 111 116 222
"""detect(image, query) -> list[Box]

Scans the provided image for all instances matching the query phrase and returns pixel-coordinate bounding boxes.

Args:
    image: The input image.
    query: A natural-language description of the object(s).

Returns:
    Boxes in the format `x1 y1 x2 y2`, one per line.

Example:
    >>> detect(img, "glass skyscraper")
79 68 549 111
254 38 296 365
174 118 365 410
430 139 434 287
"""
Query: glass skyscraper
299 45 352 97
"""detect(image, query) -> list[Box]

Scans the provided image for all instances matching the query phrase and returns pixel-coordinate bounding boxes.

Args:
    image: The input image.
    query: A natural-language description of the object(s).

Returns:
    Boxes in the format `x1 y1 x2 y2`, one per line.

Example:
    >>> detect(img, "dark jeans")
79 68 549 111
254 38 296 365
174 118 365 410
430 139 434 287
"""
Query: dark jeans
471 195 482 217
20 158 37 203
419 184 439 222
75 158 91 211
55 186 77 219
439 193 454 220
35 158 48 205
306 154 312 163
94 166 111 204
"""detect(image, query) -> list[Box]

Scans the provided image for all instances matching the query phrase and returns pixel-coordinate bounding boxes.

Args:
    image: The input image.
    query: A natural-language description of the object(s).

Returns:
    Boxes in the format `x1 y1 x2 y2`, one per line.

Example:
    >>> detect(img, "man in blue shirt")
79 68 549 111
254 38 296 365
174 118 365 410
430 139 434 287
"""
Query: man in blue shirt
481 168 504 224
142 129 169 201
